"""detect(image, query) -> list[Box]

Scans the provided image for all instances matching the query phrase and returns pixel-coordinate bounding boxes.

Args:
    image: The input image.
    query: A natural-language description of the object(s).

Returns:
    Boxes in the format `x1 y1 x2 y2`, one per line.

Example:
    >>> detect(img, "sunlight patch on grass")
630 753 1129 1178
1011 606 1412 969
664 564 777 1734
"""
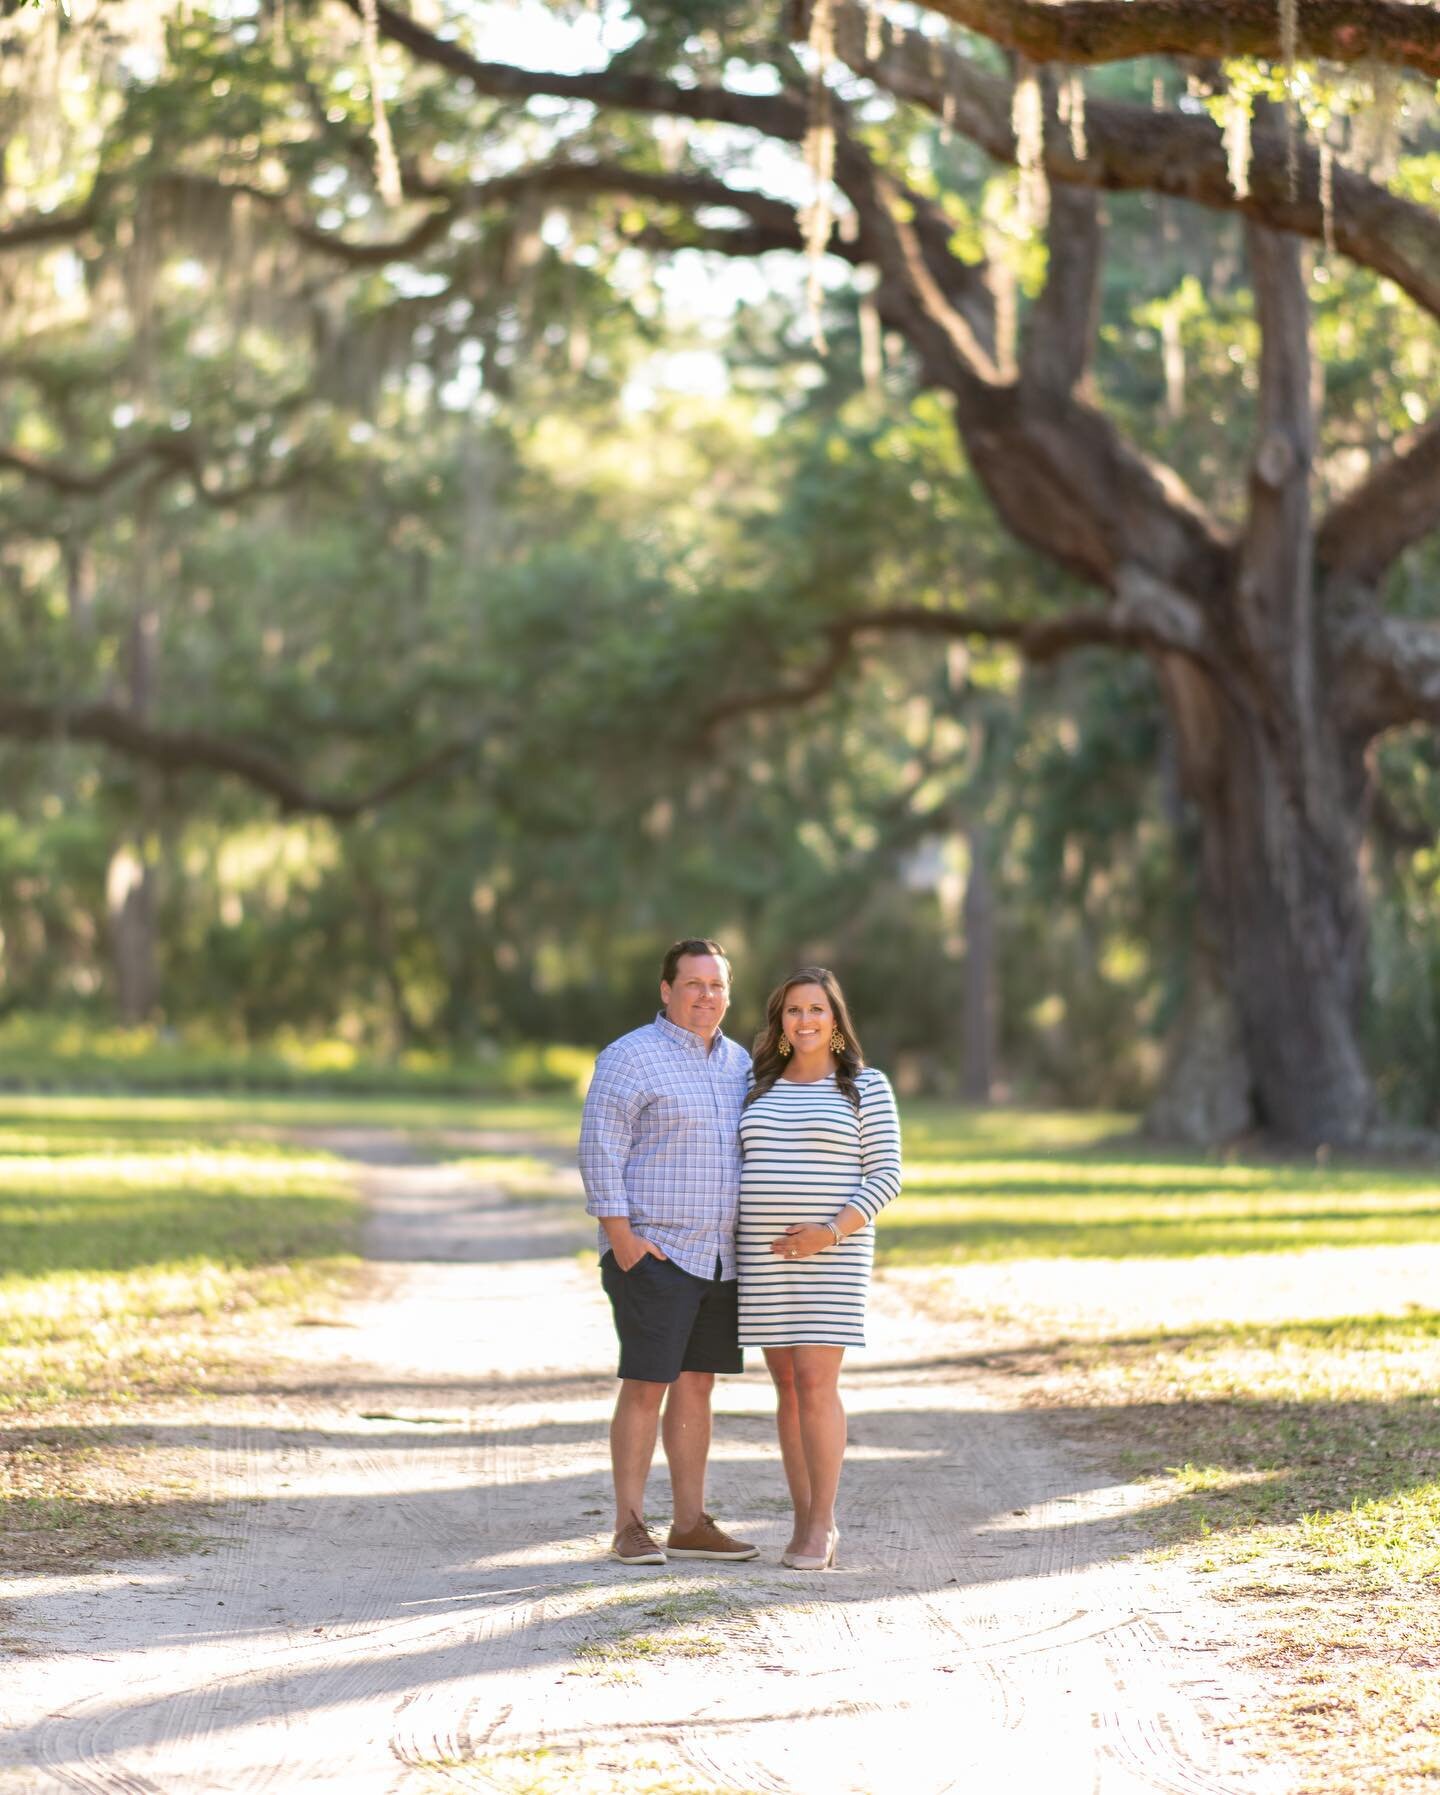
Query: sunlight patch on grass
0 1130 359 1415
877 1105 1440 1264
1009 1312 1440 1576
574 1631 724 1665
0 1098 363 1565
0 1091 583 1144
1299 1484 1440 1585
900 1105 1130 1155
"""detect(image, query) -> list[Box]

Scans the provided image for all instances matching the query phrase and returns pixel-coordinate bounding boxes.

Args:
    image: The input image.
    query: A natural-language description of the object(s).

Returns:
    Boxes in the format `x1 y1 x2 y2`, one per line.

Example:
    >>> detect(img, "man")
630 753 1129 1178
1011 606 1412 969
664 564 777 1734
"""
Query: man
579 937 758 1566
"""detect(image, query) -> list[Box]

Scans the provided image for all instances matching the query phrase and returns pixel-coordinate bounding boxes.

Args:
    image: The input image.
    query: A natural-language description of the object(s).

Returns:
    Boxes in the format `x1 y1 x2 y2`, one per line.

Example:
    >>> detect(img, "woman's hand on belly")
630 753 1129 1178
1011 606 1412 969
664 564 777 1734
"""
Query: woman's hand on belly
769 1223 833 1262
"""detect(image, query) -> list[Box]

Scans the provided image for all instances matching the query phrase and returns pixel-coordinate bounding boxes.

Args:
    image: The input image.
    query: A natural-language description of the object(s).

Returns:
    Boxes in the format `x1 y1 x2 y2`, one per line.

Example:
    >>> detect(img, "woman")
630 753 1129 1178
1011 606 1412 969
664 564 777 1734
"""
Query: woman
737 967 902 1569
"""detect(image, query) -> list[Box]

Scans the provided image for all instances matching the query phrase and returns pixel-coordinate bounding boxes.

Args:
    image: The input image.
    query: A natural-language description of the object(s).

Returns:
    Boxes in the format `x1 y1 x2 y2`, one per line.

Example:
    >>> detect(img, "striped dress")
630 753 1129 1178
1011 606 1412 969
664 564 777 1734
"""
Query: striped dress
736 1067 902 1348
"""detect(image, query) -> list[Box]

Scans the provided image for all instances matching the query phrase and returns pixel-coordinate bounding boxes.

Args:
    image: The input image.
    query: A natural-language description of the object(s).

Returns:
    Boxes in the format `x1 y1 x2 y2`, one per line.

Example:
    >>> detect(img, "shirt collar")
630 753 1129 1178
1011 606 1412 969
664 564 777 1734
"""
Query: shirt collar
652 1010 727 1056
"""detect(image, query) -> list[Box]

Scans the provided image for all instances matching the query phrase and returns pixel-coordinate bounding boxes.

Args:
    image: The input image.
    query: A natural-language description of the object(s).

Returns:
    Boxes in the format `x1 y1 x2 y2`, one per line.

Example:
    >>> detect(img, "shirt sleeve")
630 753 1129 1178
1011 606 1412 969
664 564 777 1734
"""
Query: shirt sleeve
578 1046 645 1219
850 1069 902 1223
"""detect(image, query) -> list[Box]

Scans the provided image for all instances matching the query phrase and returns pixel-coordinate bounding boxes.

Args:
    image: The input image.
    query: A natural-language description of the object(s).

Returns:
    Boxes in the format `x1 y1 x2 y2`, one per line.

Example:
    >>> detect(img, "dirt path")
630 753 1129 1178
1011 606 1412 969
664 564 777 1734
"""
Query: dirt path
0 1135 1284 1795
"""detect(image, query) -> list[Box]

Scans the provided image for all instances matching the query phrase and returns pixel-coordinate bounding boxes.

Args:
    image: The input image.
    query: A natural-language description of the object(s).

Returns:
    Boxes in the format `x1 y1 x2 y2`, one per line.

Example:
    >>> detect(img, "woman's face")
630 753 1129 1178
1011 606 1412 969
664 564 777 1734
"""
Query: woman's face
781 982 834 1055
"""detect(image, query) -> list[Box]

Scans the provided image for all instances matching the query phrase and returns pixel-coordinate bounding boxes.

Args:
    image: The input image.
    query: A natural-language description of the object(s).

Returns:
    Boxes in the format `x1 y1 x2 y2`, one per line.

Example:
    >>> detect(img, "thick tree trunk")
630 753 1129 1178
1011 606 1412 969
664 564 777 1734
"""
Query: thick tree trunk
1158 656 1374 1146
1145 928 1254 1145
1211 717 1372 1145
1151 221 1373 1147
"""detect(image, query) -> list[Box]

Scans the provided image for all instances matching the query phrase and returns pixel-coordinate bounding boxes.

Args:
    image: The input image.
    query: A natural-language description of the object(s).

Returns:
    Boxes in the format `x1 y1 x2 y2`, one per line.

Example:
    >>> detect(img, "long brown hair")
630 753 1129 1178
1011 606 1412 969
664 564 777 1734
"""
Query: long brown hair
747 966 865 1113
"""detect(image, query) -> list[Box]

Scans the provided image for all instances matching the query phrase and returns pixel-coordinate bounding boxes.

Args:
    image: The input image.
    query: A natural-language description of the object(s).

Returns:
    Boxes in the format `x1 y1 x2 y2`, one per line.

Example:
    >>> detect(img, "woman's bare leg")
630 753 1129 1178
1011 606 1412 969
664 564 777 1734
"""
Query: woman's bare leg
792 1345 846 1559
764 1347 811 1553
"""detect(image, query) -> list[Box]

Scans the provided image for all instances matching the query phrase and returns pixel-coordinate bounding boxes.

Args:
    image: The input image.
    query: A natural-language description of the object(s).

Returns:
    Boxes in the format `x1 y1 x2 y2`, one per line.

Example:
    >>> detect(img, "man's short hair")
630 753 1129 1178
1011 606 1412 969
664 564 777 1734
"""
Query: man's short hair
661 938 731 987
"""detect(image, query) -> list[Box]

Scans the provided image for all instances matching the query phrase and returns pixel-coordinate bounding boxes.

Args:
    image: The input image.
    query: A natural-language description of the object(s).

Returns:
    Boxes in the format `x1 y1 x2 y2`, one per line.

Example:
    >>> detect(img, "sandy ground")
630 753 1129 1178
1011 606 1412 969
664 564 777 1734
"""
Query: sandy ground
0 1134 1287 1795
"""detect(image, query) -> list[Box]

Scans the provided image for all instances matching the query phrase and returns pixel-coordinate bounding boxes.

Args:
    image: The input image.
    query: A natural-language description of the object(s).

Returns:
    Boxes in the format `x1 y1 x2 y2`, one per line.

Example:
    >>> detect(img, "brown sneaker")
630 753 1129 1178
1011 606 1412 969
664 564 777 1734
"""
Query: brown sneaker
611 1513 666 1565
666 1512 759 1561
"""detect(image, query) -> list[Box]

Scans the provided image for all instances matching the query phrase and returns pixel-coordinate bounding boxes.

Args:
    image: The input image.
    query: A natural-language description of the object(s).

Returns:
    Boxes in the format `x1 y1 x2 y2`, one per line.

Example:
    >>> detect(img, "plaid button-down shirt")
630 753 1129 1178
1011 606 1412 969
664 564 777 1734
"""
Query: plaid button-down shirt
579 1012 751 1281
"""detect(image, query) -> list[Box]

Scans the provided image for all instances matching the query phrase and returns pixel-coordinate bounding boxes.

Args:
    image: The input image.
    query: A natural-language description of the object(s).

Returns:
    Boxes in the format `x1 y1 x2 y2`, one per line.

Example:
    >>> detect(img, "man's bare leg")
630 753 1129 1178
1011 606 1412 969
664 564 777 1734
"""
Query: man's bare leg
661 1370 714 1533
610 1377 668 1532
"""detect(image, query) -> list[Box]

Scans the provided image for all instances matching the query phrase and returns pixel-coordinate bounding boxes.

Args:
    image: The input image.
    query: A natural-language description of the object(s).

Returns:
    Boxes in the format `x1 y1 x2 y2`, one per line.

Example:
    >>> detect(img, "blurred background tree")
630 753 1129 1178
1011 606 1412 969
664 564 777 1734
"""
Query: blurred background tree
1 0 1437 1140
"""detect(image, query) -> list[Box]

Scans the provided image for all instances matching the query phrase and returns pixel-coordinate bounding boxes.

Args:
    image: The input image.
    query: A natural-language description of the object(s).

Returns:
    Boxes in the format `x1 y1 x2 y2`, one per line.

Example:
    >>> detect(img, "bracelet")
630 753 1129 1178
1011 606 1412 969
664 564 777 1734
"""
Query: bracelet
825 1218 843 1246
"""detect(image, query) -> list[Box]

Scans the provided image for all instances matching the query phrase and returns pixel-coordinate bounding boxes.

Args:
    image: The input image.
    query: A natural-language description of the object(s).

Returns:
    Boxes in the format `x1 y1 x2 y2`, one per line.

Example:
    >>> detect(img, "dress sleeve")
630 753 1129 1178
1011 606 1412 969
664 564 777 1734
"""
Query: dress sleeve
578 1047 645 1219
850 1069 902 1223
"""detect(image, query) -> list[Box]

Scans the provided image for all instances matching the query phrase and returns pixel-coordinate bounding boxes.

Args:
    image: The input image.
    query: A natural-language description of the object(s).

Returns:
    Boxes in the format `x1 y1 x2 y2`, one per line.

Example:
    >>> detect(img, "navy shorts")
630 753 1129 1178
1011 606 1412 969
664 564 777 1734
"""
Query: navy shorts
600 1251 743 1384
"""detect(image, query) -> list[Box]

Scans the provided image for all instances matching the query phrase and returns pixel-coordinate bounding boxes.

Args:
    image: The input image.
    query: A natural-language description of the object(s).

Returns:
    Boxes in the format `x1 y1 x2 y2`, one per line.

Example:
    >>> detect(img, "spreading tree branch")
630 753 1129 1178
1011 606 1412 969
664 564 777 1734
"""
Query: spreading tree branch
1318 415 1440 584
815 112 1225 592
1333 615 1440 735
838 1 1440 82
162 163 811 268
0 179 106 251
851 165 1003 384
0 427 317 509
348 1 811 142
707 576 1216 726
354 0 1440 321
0 695 481 819
342 0 998 336
339 2 1405 606
0 440 188 496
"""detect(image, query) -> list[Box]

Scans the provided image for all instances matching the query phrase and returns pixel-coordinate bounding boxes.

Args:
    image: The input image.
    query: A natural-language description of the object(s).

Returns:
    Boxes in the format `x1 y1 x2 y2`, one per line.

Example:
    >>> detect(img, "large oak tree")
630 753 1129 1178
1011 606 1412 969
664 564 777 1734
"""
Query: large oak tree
324 0 1440 1147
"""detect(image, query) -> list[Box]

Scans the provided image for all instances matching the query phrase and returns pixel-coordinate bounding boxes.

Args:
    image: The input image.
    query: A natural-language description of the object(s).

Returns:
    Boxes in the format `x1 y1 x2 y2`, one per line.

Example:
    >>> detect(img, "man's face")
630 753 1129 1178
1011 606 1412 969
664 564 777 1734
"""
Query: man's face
661 953 731 1041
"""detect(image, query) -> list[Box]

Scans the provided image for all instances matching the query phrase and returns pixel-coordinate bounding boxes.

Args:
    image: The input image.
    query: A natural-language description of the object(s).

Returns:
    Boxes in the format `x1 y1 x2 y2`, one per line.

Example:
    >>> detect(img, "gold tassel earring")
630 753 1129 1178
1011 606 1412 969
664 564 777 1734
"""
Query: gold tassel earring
830 1028 846 1053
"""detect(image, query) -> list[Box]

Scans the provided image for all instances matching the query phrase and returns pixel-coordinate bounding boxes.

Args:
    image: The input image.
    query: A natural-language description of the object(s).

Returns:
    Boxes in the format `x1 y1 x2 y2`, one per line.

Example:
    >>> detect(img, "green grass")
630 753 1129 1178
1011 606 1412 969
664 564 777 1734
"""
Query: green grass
879 1099 1440 1261
0 1014 592 1098
0 1090 584 1147
0 1101 364 1403
568 1581 742 1683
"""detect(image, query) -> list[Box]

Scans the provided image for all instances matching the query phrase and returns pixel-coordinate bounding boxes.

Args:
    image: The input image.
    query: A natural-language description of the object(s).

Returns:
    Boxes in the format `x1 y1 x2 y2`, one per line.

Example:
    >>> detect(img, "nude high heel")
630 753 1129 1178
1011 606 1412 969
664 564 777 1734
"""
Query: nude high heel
783 1526 838 1571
